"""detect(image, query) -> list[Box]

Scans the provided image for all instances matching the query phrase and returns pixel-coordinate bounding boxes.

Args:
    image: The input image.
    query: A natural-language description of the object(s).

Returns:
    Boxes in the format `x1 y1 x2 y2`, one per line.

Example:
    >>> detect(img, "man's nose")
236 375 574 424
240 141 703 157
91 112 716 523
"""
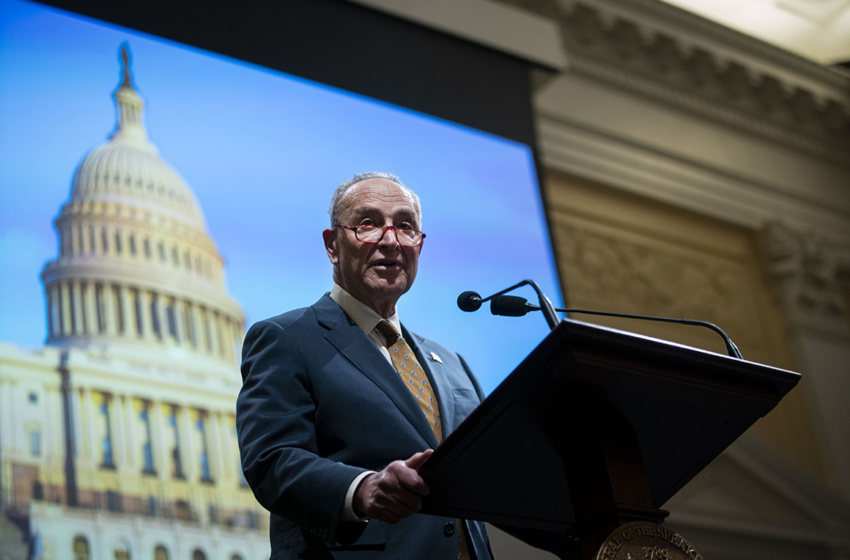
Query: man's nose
377 226 400 247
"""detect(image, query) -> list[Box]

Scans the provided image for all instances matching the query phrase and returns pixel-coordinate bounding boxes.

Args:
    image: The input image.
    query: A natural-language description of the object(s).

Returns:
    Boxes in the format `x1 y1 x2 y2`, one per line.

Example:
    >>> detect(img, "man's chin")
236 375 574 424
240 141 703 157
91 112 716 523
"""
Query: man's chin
364 277 410 300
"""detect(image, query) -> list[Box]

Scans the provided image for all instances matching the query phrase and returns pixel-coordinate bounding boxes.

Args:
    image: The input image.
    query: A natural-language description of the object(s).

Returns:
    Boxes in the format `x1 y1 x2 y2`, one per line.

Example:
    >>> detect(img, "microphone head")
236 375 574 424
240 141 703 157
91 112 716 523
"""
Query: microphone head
457 291 483 312
490 295 533 317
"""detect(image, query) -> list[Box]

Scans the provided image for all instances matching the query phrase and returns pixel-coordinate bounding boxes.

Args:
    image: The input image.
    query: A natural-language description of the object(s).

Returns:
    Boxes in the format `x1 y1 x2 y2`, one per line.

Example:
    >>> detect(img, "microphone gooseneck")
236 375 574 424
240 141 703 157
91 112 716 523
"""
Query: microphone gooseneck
470 287 744 359
557 308 743 359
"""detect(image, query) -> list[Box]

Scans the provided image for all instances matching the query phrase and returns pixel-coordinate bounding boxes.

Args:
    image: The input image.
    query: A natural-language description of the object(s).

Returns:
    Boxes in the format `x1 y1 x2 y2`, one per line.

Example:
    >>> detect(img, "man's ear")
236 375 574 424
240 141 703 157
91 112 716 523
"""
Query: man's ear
322 228 339 265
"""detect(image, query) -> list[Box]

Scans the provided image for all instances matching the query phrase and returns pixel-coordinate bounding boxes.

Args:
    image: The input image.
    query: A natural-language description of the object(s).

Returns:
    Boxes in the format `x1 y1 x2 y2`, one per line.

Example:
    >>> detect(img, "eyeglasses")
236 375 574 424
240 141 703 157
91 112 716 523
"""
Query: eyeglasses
334 224 426 248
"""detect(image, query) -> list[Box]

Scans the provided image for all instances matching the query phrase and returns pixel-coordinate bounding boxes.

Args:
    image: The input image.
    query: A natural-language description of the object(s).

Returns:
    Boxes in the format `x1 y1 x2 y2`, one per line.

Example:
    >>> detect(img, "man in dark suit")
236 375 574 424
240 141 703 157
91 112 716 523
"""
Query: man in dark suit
237 172 494 559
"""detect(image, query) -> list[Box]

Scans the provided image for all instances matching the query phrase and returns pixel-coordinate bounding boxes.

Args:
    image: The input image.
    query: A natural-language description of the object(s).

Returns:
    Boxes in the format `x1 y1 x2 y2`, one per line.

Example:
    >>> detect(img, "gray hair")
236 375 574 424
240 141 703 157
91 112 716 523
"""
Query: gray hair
329 172 422 227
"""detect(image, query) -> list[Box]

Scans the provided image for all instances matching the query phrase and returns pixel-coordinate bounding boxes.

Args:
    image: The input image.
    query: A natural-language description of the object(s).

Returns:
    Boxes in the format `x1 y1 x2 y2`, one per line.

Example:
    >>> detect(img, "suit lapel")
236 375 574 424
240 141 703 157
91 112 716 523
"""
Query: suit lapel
314 295 439 449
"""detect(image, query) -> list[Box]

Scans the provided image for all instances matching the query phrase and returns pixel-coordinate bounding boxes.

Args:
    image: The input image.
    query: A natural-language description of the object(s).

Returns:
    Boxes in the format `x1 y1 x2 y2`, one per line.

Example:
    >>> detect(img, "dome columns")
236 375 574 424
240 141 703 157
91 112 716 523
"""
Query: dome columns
45 276 244 363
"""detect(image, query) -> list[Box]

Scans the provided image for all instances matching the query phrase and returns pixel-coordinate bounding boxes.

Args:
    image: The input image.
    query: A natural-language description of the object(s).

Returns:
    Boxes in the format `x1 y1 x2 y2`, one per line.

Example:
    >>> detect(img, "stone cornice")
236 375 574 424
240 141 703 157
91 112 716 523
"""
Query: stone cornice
538 116 850 240
499 0 850 165
563 0 850 92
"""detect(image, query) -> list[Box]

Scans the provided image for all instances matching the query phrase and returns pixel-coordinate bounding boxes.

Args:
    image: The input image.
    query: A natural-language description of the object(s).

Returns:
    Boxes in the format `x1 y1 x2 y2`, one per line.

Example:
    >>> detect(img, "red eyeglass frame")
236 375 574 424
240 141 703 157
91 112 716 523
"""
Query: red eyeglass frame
333 224 426 248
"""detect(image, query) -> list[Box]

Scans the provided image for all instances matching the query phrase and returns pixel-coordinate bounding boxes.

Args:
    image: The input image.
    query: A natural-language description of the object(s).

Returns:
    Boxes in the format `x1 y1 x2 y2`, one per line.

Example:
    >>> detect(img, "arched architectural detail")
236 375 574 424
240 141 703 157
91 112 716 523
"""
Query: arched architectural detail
153 545 169 560
72 534 91 560
113 539 131 560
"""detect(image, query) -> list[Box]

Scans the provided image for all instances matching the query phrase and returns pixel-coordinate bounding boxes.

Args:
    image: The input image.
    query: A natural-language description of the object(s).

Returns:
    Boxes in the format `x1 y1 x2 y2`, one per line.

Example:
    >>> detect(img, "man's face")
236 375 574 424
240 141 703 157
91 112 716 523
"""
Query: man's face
323 179 422 317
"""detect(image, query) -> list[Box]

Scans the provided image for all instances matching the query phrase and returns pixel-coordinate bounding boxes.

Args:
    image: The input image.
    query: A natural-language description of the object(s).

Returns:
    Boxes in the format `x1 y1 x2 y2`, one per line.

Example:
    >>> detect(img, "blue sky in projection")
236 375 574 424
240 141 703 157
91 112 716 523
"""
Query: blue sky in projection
0 0 562 394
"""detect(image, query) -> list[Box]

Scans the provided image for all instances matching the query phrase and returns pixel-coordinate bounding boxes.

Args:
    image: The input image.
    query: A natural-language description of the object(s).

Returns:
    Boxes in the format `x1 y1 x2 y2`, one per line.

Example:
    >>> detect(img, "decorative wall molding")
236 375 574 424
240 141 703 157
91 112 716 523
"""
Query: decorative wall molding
498 0 850 165
551 219 758 342
760 221 850 335
538 116 850 240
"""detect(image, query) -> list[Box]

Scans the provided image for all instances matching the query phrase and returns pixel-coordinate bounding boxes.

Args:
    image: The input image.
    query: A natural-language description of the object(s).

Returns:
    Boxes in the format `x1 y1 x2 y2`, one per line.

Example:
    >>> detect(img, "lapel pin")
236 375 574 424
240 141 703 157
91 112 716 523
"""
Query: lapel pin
430 351 442 364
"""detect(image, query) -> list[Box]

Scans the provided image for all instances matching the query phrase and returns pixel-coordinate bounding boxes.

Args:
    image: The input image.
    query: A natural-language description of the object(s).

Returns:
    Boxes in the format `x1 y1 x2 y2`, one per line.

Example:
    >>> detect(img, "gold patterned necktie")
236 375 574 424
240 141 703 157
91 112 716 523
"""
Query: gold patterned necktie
375 320 471 560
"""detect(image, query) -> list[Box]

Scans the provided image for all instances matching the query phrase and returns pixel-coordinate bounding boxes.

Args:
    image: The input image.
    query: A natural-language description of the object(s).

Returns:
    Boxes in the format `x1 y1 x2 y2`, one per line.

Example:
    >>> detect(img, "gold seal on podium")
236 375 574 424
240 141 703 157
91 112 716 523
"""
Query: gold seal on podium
594 522 705 560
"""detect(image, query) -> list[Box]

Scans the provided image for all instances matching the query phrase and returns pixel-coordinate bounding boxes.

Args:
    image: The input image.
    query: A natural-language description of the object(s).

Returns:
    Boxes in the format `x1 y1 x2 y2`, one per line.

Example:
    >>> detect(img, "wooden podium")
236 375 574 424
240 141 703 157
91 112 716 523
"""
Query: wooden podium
418 319 800 559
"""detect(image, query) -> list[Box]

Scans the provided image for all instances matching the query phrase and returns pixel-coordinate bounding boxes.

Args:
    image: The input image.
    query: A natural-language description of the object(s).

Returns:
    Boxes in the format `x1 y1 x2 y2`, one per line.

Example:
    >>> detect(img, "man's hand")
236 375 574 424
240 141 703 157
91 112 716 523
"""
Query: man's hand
353 449 433 523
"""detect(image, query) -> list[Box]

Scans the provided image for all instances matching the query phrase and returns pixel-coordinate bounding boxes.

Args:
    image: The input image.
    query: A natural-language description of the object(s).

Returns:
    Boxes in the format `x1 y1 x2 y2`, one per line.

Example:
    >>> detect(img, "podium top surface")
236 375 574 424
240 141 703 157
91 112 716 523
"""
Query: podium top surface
419 319 801 531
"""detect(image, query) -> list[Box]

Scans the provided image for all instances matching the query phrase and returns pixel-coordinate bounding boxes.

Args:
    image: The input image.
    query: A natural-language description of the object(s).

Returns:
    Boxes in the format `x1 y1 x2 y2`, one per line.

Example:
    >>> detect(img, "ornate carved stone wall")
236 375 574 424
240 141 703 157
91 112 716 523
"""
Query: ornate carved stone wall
499 0 850 164
761 221 850 335
544 169 830 485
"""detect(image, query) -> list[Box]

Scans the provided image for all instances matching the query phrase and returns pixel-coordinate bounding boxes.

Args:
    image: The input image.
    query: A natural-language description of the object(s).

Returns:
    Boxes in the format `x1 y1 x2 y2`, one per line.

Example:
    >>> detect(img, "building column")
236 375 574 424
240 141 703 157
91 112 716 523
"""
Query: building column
104 226 113 257
60 281 73 336
151 401 168 479
71 281 83 335
221 318 234 363
139 289 154 341
216 413 233 484
233 320 244 363
83 282 98 335
80 223 89 255
110 395 127 470
120 285 135 338
155 293 168 343
71 388 84 462
193 305 206 353
183 302 195 348
0 378 15 505
48 284 60 338
46 385 65 467
208 411 225 483
123 395 138 472
208 312 221 358
70 222 80 256
179 406 196 483
0 378 15 459
174 299 187 346
103 283 117 336
83 388 97 467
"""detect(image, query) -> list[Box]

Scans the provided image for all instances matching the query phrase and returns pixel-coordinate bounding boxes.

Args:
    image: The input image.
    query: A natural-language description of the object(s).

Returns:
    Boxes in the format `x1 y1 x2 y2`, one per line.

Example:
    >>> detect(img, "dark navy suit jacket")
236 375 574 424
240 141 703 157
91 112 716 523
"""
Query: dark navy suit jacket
237 294 494 559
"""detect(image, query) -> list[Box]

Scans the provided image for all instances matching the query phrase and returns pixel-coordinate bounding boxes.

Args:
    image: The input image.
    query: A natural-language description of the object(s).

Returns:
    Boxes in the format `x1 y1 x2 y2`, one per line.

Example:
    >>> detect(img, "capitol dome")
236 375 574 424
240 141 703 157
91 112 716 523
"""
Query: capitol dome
41 45 245 371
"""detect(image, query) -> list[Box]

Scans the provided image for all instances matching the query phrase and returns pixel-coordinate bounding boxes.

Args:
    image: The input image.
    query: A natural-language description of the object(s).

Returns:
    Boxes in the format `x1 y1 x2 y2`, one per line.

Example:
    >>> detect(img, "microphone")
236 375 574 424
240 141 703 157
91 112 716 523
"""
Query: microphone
457 280 559 330
457 291 483 312
490 295 539 317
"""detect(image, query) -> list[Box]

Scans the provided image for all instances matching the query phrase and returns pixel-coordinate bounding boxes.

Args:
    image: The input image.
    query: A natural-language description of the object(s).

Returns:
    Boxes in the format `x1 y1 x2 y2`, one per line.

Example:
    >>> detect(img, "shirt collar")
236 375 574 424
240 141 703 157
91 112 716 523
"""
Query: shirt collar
330 283 401 336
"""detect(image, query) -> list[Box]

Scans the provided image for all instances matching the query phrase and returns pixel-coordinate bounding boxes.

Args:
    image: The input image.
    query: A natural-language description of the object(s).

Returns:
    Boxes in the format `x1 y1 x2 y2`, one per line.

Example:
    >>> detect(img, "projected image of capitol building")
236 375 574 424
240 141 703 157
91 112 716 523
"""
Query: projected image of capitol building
0 46 269 560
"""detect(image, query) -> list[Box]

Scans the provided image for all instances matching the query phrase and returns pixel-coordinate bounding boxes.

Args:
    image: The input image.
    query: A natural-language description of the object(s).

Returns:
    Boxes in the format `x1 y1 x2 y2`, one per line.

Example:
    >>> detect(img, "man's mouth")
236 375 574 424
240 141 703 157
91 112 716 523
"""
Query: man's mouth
371 259 401 270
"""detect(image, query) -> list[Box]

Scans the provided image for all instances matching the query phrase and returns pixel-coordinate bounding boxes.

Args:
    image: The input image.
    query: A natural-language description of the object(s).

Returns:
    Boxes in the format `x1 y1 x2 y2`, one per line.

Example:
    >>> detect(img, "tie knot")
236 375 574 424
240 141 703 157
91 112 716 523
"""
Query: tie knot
376 320 401 347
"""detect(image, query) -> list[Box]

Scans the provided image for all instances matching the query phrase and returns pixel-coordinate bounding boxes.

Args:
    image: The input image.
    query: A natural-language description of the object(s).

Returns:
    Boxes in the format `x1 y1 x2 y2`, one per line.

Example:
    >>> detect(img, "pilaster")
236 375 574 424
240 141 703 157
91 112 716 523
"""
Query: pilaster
760 220 850 498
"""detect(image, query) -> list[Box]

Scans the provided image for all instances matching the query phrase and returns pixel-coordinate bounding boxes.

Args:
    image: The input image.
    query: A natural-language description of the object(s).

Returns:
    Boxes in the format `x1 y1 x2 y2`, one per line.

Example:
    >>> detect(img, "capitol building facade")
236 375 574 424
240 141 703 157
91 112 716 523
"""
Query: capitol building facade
0 47 269 560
